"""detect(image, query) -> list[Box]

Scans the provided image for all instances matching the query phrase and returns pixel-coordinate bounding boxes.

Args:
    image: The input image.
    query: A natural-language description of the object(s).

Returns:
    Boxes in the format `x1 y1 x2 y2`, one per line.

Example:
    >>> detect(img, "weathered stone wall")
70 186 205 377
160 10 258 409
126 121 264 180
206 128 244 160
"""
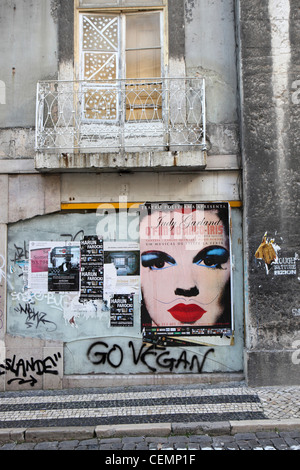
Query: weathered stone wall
238 0 300 385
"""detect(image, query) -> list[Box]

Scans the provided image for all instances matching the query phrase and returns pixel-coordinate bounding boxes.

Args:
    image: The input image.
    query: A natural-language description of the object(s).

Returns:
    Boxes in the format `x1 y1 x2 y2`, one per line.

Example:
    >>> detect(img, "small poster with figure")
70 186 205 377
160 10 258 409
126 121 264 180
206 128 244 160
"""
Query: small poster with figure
48 244 80 292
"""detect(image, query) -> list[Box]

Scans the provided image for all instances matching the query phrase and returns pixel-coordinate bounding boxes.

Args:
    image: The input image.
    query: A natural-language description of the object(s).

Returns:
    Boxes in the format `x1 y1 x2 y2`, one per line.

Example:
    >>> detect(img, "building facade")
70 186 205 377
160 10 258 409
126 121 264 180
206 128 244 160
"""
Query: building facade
0 0 298 390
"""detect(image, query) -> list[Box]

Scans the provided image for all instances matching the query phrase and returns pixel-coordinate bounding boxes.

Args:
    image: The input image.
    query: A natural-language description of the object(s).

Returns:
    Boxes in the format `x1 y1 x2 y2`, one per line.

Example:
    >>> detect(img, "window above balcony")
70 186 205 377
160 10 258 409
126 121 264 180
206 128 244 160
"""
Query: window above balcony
34 8 206 171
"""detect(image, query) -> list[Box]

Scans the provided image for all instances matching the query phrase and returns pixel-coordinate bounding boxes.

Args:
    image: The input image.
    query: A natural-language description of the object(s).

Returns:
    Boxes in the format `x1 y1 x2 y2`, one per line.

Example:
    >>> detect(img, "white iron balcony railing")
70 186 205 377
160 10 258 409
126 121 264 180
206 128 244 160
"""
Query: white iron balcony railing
35 78 206 152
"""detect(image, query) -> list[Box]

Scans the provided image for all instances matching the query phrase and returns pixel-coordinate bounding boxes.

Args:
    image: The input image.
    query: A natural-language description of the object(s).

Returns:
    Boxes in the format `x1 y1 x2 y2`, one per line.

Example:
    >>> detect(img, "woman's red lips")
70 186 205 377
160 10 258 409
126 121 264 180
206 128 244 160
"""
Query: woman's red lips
168 304 206 323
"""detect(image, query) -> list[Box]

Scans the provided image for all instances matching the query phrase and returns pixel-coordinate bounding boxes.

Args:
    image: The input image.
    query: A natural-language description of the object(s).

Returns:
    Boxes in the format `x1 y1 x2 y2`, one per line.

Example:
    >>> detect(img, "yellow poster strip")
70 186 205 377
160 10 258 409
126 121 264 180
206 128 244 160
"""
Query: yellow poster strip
61 201 242 210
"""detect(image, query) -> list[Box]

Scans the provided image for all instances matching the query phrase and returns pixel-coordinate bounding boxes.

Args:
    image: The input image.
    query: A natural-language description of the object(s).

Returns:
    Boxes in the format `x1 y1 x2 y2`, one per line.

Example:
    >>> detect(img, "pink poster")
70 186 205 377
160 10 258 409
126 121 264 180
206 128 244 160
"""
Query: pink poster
140 202 233 345
30 248 51 273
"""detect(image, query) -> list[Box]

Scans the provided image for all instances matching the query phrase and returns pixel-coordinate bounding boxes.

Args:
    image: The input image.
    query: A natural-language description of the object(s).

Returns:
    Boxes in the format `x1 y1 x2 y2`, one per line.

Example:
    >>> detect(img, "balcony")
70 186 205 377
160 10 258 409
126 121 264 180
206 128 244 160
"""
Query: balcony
35 78 207 171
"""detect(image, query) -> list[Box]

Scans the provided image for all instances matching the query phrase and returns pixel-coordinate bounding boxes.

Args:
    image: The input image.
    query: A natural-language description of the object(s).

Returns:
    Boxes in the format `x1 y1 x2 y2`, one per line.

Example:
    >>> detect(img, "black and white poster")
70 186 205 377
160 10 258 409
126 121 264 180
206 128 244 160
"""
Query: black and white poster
48 244 80 292
80 236 104 302
110 294 134 327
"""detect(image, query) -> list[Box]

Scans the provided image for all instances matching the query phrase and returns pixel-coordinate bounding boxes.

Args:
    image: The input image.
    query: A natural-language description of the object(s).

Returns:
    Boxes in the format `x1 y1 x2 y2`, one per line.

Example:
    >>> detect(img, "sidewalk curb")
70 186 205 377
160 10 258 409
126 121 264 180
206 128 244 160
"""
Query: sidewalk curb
171 421 231 436
95 423 172 438
171 419 300 436
229 419 300 434
1 419 300 444
0 426 96 444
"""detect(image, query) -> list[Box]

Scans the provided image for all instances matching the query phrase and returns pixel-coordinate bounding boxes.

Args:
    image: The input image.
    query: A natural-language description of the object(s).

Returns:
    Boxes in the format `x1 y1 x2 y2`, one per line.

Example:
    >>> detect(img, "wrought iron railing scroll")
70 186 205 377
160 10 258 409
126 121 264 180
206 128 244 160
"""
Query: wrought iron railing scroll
36 78 206 152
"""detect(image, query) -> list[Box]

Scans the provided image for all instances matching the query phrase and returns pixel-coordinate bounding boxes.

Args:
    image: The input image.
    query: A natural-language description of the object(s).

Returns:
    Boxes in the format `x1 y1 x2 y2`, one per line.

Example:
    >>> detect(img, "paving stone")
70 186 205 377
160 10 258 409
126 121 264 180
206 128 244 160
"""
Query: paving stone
167 435 188 443
247 439 261 448
187 443 200 450
161 443 175 450
86 444 100 450
213 435 235 446
14 442 36 450
234 432 257 440
190 435 212 445
235 440 252 450
145 437 168 443
174 442 188 449
281 437 300 448
279 431 300 439
99 437 122 444
122 443 137 450
122 436 144 444
259 439 274 447
148 443 159 450
0 443 17 450
256 431 278 439
99 443 115 450
58 440 79 450
136 442 149 450
77 438 98 446
224 442 240 450
34 441 59 450
271 437 289 450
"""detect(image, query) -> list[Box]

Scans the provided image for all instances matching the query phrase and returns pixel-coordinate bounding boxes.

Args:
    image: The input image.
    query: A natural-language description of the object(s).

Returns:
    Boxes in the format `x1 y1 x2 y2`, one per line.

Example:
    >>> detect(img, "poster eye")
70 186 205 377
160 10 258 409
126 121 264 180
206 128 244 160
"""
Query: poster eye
141 251 177 271
193 247 229 269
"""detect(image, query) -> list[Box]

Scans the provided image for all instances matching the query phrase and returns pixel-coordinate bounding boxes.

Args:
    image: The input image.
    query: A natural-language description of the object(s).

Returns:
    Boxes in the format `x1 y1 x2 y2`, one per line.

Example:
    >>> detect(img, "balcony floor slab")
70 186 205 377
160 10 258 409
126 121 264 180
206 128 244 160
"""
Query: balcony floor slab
35 149 207 172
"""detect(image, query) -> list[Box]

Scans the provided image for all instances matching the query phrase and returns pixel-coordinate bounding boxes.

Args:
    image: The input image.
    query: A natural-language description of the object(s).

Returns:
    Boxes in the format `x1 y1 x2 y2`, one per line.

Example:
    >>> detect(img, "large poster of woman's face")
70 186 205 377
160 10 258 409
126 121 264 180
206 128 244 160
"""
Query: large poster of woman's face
140 202 233 345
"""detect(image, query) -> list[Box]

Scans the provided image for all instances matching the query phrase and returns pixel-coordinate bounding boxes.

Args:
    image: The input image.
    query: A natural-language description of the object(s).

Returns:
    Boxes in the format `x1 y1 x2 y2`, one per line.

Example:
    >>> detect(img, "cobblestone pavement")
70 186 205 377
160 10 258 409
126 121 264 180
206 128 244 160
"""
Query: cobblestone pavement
0 382 299 451
1 429 300 450
255 386 300 420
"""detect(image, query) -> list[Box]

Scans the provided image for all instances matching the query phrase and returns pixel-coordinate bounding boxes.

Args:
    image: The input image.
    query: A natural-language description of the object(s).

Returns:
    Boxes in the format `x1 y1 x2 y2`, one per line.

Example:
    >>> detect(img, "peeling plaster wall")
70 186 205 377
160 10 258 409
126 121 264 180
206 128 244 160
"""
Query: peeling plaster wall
239 0 300 385
185 0 239 156
0 0 58 128
0 0 245 389
0 0 240 159
0 175 61 225
6 206 244 384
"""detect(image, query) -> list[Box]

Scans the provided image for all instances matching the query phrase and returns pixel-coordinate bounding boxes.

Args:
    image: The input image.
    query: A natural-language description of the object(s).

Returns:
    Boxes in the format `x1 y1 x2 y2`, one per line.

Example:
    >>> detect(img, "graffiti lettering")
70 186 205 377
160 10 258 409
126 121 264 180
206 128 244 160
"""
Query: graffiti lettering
0 253 13 291
14 303 57 331
60 230 85 241
11 242 28 263
129 341 214 373
11 291 71 312
0 254 6 283
87 341 214 373
130 342 159 372
87 341 123 368
0 352 62 387
292 340 300 365
8 375 38 386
